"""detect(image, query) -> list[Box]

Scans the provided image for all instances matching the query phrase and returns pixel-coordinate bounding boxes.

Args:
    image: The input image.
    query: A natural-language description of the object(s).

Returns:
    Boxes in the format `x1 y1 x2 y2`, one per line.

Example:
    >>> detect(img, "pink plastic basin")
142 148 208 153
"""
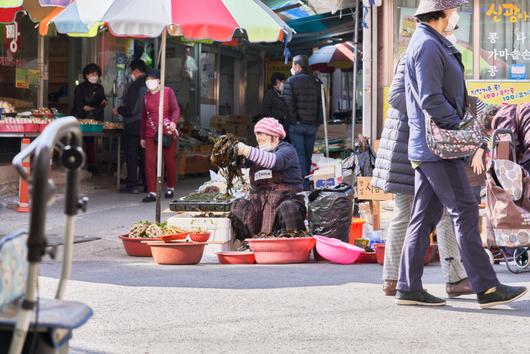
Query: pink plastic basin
314 235 364 265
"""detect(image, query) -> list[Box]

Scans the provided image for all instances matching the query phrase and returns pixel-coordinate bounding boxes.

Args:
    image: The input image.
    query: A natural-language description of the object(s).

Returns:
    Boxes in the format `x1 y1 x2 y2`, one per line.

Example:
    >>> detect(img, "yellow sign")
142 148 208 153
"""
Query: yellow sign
15 68 28 89
486 3 530 23
265 60 290 88
467 80 530 106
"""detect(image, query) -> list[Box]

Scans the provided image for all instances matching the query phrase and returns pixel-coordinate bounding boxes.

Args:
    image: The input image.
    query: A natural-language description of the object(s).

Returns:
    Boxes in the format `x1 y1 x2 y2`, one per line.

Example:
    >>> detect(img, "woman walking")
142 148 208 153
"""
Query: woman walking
396 0 526 308
372 53 472 298
140 70 180 203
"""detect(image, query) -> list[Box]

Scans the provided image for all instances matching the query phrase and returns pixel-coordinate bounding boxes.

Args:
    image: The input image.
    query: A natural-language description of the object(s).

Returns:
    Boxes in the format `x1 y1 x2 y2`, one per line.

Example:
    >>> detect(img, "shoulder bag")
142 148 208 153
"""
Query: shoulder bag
410 83 484 159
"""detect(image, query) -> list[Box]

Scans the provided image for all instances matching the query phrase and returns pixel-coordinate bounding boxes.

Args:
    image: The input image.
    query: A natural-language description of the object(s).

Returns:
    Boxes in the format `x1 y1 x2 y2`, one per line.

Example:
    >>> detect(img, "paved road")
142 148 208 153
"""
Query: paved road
2 179 530 353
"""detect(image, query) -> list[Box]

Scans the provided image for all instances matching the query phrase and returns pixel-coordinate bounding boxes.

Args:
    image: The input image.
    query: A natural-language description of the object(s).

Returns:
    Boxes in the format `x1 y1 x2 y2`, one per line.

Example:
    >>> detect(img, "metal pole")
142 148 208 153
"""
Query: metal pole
55 216 75 300
156 30 167 223
321 84 329 157
351 0 360 149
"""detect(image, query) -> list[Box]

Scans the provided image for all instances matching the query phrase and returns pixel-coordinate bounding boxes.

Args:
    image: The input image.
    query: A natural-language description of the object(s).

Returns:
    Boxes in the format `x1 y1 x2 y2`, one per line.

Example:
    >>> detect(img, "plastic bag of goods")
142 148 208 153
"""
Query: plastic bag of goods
308 184 354 243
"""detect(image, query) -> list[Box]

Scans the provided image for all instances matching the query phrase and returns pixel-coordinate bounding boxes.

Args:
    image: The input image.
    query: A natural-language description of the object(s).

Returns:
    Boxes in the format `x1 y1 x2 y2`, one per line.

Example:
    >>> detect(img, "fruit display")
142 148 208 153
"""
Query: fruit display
104 121 123 130
0 100 16 114
79 119 103 125
31 107 53 117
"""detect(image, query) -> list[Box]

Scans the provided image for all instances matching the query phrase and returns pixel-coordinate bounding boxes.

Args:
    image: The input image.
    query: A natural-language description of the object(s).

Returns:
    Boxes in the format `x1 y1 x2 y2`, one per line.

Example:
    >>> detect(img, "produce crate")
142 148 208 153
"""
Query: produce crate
80 124 104 133
169 199 233 212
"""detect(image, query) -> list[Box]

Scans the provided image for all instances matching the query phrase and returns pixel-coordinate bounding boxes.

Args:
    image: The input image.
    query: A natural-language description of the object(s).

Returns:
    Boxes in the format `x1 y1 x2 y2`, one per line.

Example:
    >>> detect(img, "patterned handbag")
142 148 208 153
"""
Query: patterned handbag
410 84 485 159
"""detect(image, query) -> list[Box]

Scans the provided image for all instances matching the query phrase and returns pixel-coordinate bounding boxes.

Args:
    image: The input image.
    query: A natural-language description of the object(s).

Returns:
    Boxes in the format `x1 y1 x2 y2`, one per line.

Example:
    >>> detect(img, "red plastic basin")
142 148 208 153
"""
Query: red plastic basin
247 237 316 264
217 252 256 264
373 244 434 266
148 242 206 265
190 232 211 243
119 235 161 257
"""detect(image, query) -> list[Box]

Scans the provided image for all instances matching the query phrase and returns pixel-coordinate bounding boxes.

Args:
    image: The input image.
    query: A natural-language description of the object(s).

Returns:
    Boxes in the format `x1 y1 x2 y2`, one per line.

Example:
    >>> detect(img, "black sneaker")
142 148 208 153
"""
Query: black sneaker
396 289 446 306
165 189 174 199
142 194 156 203
477 284 527 309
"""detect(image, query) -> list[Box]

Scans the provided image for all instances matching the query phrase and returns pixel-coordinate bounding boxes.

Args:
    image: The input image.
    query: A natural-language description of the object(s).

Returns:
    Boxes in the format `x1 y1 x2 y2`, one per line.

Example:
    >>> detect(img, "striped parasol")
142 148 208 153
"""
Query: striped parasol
49 0 292 42
0 1 71 24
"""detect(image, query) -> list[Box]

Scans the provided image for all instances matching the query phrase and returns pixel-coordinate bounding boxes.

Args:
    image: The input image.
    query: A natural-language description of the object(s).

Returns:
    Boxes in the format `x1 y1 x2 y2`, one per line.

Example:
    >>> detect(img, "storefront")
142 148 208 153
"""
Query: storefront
383 0 530 116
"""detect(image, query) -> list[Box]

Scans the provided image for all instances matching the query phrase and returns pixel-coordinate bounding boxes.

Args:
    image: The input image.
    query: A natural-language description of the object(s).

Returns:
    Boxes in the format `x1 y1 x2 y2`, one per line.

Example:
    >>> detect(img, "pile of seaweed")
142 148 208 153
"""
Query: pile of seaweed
210 134 246 195
252 230 310 239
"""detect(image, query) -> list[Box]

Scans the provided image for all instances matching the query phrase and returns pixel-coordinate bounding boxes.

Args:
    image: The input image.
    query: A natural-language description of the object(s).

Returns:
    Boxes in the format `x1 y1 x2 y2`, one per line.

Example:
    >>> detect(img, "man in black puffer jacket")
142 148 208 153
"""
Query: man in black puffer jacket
113 59 148 194
283 55 322 189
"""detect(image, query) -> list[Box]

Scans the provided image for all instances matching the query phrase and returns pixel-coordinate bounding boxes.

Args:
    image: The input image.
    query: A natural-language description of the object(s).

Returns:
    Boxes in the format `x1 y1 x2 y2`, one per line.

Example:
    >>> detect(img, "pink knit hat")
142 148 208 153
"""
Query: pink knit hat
254 117 286 139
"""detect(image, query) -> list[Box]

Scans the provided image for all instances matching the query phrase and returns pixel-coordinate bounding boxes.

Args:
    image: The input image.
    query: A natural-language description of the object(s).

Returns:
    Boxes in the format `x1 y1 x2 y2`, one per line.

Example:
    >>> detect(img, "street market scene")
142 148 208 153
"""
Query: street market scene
1 0 530 353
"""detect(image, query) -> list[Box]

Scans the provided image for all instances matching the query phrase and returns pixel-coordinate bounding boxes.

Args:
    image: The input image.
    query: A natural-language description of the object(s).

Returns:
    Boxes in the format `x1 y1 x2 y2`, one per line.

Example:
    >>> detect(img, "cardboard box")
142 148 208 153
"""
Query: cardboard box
313 160 343 189
357 176 393 201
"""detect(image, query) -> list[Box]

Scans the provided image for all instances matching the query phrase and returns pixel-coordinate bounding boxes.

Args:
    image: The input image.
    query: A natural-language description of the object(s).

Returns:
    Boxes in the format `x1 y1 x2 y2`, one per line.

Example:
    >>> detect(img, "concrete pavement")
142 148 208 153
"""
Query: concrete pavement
1 178 529 353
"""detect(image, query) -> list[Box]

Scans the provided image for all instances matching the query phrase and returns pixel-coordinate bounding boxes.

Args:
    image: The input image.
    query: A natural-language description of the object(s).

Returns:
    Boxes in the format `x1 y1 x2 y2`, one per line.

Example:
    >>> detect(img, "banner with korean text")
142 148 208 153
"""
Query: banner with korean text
467 80 530 105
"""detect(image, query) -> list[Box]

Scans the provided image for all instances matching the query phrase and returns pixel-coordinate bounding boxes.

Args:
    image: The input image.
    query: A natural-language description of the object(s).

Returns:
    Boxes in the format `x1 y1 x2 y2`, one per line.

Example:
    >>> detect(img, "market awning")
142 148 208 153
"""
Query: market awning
309 41 354 72
0 0 71 23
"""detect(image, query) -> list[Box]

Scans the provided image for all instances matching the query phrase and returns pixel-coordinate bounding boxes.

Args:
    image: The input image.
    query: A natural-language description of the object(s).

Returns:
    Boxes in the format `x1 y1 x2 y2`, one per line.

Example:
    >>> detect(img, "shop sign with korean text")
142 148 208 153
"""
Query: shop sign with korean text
357 176 393 201
467 80 530 105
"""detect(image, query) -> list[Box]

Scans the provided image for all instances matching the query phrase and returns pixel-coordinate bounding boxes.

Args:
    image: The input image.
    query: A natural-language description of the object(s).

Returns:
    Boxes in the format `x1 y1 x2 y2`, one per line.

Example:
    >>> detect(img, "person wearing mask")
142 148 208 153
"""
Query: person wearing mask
72 63 106 175
262 72 288 138
231 118 306 240
283 55 323 190
372 51 472 298
140 70 180 203
113 59 148 194
396 0 526 308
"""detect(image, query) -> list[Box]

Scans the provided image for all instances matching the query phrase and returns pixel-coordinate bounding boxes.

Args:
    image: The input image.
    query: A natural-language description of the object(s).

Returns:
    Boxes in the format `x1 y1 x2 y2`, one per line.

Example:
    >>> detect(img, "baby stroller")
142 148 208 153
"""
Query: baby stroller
0 117 93 353
485 128 530 273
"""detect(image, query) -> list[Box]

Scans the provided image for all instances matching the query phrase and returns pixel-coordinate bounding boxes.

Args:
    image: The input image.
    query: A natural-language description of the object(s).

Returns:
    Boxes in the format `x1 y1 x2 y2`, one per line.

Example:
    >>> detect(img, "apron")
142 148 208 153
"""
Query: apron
249 164 299 234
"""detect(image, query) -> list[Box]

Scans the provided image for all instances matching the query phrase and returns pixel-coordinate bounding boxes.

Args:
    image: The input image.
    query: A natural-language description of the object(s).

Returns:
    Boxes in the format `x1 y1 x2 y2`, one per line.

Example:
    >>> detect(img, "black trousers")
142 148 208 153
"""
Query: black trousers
123 134 145 188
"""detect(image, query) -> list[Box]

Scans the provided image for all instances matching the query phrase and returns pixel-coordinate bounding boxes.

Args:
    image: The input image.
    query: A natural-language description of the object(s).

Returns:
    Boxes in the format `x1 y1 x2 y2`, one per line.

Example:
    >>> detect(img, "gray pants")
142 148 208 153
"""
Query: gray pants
397 159 499 293
383 193 467 283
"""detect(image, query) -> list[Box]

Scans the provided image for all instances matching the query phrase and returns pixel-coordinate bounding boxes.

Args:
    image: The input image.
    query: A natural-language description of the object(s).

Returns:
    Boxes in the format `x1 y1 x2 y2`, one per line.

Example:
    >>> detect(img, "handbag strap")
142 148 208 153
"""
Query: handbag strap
409 82 434 128
145 94 158 132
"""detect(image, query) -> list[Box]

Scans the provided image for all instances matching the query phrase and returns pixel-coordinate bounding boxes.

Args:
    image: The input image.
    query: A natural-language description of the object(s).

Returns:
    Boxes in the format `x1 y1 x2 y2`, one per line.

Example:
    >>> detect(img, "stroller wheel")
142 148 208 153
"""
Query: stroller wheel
484 248 495 265
514 247 530 269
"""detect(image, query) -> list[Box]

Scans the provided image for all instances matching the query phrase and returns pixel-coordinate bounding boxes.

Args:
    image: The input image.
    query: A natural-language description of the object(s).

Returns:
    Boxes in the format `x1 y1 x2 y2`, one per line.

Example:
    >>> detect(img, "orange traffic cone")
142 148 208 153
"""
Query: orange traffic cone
16 138 31 213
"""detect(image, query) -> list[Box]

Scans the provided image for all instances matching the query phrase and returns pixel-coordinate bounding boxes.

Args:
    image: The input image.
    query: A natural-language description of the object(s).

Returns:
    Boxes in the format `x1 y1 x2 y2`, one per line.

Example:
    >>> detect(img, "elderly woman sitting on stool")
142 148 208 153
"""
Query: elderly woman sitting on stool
231 118 307 241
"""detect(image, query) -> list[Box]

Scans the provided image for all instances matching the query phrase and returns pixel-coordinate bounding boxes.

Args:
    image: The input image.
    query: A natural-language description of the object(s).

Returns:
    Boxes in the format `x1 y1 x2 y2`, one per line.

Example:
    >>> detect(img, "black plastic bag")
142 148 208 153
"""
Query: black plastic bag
307 184 354 242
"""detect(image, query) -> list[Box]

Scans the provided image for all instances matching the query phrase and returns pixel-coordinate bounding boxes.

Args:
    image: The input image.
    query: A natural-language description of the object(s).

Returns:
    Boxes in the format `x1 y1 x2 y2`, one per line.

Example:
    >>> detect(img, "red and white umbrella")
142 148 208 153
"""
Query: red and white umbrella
309 41 354 73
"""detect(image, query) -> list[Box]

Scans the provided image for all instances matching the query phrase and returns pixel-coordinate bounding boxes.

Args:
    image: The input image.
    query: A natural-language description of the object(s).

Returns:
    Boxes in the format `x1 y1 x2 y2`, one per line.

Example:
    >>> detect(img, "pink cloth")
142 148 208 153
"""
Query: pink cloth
141 87 180 139
254 117 286 139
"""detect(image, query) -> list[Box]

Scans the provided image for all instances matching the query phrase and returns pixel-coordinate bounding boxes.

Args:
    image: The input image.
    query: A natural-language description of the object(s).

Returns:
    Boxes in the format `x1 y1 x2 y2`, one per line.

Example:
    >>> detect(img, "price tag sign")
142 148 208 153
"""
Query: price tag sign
357 176 393 201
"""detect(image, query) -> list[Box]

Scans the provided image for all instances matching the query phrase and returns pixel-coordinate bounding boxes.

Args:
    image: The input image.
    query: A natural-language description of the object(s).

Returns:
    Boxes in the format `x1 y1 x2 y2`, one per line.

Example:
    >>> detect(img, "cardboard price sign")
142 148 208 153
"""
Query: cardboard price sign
357 177 393 201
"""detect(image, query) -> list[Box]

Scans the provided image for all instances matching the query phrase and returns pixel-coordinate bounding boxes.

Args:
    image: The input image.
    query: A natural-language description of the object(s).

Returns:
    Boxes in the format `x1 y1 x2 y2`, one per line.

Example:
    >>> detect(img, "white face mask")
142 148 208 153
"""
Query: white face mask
290 67 296 76
446 34 458 45
258 143 274 152
146 79 160 91
445 12 460 32
87 76 99 84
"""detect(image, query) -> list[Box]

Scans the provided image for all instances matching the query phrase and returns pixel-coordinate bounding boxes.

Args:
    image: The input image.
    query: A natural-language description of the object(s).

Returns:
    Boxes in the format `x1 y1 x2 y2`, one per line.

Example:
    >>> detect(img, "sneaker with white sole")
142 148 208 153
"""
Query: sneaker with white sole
477 284 527 309
396 289 446 306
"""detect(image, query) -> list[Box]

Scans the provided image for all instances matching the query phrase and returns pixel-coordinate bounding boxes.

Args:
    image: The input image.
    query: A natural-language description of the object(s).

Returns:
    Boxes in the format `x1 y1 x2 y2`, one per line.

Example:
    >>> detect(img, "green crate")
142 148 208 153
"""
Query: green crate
80 124 104 133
